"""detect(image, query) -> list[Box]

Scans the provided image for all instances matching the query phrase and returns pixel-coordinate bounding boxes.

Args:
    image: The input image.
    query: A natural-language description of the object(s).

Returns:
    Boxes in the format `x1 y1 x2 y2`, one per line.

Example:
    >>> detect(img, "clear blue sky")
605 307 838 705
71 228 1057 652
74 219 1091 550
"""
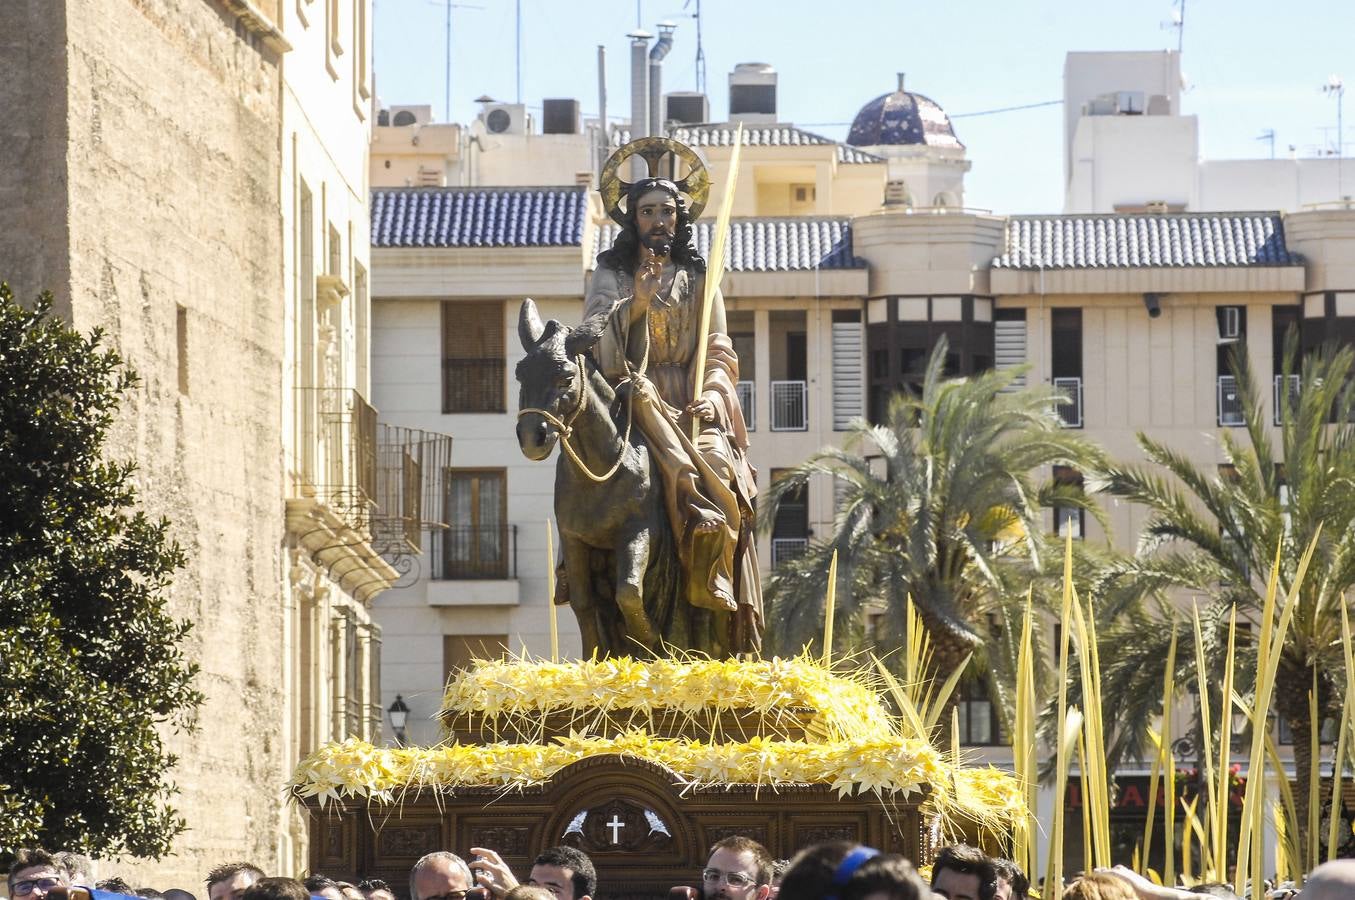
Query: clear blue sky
373 0 1354 213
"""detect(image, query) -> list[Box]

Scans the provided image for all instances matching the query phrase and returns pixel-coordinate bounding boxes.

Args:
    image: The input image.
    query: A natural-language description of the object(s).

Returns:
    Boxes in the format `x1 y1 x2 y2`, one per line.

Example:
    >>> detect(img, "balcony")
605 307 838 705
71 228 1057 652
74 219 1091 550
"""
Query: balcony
432 524 519 580
373 425 454 554
737 380 756 431
771 537 809 567
1273 374 1300 426
1053 377 1083 428
770 380 808 431
1217 376 1245 427
295 388 379 530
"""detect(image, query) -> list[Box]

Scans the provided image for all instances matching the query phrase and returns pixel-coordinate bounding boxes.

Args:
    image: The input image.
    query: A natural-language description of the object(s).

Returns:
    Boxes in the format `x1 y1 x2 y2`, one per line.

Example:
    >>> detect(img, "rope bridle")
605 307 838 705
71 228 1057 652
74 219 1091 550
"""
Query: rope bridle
518 353 637 484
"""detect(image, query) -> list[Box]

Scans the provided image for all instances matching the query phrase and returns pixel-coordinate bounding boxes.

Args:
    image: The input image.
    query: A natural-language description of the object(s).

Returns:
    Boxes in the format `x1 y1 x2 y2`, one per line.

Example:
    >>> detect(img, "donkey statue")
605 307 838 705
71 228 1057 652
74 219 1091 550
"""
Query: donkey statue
514 298 686 657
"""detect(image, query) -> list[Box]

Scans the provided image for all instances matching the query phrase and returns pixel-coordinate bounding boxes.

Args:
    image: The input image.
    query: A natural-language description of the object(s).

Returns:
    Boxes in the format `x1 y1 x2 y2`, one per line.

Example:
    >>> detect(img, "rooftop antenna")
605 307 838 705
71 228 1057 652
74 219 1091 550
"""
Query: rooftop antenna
1324 74 1345 199
684 0 706 95
1161 1 1184 55
516 0 522 103
432 0 484 124
1257 129 1276 159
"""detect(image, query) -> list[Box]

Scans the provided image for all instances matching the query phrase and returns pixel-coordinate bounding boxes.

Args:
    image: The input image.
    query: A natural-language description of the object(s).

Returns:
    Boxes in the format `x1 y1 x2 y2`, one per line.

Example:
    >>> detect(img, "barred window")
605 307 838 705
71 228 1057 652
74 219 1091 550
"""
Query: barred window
442 302 505 413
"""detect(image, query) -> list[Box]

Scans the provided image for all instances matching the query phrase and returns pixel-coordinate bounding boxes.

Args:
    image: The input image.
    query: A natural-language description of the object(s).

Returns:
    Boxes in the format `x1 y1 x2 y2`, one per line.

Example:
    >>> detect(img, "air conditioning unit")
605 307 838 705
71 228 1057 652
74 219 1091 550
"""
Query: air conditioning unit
665 91 709 125
542 98 581 134
1218 306 1242 341
1146 93 1171 115
389 105 432 127
1085 94 1117 116
481 103 527 135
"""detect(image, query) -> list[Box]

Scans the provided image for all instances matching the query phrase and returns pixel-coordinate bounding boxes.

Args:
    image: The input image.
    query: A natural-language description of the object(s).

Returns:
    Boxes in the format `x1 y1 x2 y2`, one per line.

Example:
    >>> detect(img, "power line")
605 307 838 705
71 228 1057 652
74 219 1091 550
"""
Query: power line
798 98 1064 129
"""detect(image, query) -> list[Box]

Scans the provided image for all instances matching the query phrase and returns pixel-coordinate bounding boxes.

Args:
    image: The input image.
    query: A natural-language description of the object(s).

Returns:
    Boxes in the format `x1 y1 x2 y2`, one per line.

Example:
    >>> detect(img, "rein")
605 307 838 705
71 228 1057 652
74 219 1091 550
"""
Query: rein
518 353 638 484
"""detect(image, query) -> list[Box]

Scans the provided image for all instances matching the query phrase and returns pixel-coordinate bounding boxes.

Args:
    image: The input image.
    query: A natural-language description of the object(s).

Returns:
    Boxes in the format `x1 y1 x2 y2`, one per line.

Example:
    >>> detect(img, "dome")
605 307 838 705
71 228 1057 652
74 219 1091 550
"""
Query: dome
847 75 963 150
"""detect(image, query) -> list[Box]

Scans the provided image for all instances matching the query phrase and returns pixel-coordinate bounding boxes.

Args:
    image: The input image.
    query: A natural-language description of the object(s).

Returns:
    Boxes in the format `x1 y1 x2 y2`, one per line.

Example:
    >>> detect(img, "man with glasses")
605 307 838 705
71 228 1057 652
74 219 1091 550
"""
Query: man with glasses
410 852 474 900
8 849 68 900
702 836 772 900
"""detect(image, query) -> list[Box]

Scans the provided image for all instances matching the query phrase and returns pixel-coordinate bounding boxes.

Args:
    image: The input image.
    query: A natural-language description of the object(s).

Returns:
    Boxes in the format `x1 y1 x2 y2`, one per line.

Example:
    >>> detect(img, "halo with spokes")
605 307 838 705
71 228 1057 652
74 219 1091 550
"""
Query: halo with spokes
599 136 711 225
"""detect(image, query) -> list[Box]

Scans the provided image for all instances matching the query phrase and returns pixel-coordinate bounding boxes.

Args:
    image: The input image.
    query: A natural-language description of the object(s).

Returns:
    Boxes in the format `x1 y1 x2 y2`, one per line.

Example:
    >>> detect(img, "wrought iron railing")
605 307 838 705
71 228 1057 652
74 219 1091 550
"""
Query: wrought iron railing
374 425 454 554
737 380 755 431
1217 375 1245 427
432 524 519 580
771 537 809 567
295 388 379 531
1053 377 1083 428
1273 374 1300 426
771 380 808 431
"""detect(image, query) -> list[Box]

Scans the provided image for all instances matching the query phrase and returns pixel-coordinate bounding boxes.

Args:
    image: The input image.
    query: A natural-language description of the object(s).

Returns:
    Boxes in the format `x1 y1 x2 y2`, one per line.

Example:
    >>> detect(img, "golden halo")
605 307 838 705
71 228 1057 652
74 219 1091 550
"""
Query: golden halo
599 136 711 226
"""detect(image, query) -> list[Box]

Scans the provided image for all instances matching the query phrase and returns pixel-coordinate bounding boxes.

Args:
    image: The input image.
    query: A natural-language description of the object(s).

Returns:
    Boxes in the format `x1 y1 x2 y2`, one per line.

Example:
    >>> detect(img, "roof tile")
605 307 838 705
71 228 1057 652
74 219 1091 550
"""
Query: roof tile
371 187 588 248
992 212 1301 269
592 217 864 272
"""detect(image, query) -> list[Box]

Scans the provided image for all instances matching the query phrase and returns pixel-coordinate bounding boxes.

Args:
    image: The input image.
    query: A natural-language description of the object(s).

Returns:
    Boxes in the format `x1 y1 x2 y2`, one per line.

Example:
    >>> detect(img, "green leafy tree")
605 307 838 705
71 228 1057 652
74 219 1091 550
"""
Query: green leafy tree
762 338 1110 725
1095 339 1355 862
0 283 201 860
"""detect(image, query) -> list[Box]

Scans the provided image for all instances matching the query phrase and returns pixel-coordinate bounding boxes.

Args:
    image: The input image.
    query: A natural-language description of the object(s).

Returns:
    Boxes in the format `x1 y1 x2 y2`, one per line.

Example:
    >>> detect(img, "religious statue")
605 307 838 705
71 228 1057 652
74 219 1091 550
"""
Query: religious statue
514 138 762 658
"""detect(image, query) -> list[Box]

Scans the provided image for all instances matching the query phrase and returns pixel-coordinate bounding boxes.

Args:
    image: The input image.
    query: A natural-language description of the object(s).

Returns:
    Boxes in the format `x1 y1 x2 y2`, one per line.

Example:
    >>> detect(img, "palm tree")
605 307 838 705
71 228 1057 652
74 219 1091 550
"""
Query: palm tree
1094 338 1355 862
762 337 1110 726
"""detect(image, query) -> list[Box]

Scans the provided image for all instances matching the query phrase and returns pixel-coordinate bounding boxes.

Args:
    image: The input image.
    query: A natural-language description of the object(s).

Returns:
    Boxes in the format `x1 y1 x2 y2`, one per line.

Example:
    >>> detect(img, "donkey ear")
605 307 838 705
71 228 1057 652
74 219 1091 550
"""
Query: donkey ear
518 298 546 349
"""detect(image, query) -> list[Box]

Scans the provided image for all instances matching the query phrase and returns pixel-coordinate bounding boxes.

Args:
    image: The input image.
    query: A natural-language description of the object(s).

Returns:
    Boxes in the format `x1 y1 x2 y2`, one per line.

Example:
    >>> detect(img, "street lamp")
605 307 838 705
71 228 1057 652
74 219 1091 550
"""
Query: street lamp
387 694 410 746
1323 74 1345 202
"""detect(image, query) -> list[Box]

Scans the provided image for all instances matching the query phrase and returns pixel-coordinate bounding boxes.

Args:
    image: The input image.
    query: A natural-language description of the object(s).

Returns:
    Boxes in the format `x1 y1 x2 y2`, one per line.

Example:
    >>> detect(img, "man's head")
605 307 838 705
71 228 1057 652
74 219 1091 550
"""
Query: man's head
303 875 343 900
991 859 1028 900
9 849 67 900
206 863 265 900
410 852 473 900
357 879 396 900
1059 874 1134 900
600 178 703 274
930 845 997 900
703 836 773 900
774 844 922 900
241 878 309 900
1302 860 1355 900
527 847 596 900
53 852 93 888
335 882 364 900
164 889 200 900
98 879 136 894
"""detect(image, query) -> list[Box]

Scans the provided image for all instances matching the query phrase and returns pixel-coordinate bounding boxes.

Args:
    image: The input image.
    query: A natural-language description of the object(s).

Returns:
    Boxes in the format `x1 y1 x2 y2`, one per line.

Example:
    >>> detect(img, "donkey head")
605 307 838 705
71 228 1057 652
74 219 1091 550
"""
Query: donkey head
514 298 599 461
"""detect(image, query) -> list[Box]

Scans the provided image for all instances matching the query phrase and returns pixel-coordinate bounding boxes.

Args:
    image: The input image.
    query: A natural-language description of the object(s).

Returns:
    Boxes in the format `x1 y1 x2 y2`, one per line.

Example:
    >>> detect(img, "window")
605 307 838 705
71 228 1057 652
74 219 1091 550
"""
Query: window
1052 466 1085 539
1051 308 1083 428
444 634 509 684
439 469 510 579
770 469 809 567
442 301 505 413
328 224 343 277
957 678 1004 745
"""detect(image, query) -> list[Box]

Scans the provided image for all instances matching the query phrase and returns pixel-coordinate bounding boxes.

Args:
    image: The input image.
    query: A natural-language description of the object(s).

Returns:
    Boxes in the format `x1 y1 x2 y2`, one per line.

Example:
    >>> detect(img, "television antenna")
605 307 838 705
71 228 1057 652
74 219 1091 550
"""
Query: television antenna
682 0 706 95
1256 129 1275 159
1324 74 1345 199
1160 0 1185 54
427 0 485 124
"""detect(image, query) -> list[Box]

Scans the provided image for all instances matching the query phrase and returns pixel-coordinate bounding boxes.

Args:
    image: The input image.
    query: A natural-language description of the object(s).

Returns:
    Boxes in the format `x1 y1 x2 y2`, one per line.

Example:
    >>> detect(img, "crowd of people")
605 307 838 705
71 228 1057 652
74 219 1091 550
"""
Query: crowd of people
7 838 1355 900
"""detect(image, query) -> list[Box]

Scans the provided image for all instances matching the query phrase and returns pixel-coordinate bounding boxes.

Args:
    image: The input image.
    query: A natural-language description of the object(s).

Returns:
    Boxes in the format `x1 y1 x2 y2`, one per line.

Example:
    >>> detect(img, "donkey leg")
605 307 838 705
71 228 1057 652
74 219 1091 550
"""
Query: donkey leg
562 537 603 656
613 528 658 654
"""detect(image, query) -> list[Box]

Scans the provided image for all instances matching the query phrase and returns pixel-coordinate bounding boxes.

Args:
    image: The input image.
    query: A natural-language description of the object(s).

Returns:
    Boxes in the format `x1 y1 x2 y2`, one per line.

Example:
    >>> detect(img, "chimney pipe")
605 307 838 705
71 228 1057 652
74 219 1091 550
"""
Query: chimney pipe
597 44 607 176
628 31 652 142
648 22 676 137
897 72 906 93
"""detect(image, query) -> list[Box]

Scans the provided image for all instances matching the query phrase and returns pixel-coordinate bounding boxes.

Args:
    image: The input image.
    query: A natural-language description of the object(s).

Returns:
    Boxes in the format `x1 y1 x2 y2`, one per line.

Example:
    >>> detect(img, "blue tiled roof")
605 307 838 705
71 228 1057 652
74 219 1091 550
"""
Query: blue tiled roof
612 124 885 165
371 187 588 248
993 212 1302 269
848 90 963 150
592 218 864 272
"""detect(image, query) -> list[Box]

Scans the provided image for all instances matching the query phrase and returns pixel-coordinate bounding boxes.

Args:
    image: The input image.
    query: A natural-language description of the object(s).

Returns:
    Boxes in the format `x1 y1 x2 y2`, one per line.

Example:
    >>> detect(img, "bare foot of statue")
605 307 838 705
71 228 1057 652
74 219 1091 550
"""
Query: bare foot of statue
686 514 737 613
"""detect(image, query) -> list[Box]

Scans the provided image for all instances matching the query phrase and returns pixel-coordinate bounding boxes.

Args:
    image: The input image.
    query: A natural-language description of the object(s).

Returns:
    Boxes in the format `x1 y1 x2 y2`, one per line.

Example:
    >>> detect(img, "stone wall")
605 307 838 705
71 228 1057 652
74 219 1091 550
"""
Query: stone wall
1 0 287 887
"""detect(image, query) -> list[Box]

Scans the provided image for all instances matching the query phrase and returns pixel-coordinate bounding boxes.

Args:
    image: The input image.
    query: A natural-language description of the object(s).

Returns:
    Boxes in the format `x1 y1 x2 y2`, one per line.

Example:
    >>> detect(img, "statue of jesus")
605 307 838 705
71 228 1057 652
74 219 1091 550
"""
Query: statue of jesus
584 171 762 656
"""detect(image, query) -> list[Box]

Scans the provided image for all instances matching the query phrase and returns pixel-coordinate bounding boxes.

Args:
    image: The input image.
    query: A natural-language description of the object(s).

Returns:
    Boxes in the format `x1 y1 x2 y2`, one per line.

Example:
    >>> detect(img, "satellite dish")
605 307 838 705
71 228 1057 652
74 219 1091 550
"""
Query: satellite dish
486 108 512 133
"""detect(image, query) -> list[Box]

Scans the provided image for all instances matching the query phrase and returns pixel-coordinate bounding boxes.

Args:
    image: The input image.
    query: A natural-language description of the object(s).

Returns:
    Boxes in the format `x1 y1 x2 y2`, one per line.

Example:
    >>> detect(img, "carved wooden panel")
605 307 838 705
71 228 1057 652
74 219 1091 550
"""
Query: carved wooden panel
377 825 442 858
467 825 533 857
793 822 860 846
561 797 674 854
703 824 771 849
